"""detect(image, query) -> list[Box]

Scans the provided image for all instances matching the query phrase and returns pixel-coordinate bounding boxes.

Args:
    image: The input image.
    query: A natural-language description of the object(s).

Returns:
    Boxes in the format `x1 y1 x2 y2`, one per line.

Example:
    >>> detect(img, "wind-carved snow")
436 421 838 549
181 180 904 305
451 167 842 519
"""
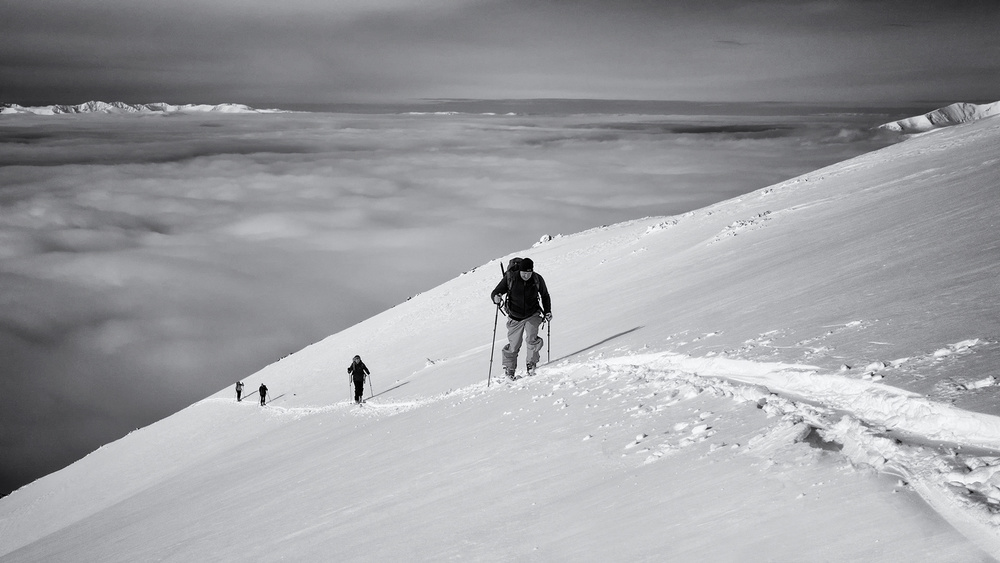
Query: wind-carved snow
643 218 680 235
532 233 563 247
879 101 1000 134
611 351 1000 448
588 352 1000 553
484 345 1000 554
708 210 773 244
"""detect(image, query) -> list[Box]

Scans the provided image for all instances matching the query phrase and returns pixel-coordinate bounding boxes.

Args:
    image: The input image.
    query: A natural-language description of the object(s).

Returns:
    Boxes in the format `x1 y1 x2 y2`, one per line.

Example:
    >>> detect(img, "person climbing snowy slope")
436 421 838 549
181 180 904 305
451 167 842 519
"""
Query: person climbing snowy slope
490 257 552 379
348 355 370 404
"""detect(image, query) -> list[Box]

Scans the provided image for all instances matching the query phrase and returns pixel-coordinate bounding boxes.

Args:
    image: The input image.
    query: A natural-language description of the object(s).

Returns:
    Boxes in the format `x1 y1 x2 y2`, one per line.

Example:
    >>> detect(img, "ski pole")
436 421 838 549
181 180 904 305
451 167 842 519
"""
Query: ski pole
547 318 551 364
368 374 374 399
488 260 507 388
488 302 500 388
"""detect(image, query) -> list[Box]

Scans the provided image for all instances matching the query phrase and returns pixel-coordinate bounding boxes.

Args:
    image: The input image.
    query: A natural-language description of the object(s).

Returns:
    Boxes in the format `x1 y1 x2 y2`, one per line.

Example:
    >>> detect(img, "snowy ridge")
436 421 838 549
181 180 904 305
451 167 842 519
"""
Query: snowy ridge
0 101 288 115
615 351 1000 448
595 350 1000 553
879 100 1000 134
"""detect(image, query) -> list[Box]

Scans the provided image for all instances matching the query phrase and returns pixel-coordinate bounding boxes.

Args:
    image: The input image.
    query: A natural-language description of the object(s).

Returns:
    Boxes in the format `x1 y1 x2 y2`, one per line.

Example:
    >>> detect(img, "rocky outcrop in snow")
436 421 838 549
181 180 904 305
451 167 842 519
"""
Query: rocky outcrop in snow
879 101 1000 134
0 101 287 115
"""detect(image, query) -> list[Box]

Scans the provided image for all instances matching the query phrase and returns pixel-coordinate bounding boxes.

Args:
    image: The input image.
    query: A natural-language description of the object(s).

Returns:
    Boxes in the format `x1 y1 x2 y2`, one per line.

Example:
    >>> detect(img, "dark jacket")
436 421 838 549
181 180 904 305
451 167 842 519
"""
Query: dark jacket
491 272 551 321
348 361 370 382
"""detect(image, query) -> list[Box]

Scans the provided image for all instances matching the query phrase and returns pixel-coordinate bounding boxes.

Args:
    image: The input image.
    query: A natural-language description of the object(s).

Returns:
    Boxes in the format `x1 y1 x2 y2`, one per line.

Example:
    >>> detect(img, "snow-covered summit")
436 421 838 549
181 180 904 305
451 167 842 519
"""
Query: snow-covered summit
0 101 287 115
879 100 1000 134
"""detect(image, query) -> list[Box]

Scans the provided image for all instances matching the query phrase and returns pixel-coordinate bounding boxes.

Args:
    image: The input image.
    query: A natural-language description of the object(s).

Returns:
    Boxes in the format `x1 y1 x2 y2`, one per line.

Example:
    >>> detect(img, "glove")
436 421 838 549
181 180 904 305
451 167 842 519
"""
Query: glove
544 312 552 322
493 295 502 305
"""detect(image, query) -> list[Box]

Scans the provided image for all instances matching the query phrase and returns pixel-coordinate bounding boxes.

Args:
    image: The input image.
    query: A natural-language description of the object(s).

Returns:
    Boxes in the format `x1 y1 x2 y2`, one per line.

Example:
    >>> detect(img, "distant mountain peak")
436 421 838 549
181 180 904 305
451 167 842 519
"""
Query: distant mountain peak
879 100 1000 134
0 101 288 116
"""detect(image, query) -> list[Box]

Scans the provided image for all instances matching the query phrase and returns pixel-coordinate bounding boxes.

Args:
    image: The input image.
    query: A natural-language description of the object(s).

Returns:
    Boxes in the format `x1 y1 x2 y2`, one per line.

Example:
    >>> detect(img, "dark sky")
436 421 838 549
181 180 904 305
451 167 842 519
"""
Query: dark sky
1 0 998 107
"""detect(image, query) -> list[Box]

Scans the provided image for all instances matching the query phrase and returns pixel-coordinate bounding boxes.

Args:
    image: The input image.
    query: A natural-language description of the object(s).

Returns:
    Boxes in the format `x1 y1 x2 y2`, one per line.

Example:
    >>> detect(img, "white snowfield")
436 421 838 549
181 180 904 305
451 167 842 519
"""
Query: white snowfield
0 101 286 115
2 111 1000 561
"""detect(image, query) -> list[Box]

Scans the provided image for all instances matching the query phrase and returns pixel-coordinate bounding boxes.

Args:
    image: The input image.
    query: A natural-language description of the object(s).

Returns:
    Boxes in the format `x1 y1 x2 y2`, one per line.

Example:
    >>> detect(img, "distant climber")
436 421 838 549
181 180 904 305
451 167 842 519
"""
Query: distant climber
348 355 370 404
490 257 552 379
259 383 268 406
236 381 244 402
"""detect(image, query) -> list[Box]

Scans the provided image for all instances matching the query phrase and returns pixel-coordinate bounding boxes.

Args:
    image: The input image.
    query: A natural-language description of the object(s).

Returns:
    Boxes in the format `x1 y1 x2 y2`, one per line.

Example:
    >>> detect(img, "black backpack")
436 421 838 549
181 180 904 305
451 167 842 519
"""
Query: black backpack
504 257 524 285
498 257 542 317
503 256 539 294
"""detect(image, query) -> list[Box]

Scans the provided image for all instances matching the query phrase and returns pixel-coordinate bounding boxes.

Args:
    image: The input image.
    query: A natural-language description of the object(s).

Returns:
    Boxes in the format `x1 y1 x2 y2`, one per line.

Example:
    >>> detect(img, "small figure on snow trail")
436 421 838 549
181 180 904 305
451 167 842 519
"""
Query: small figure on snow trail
490 257 552 380
235 381 244 402
348 355 370 404
258 383 268 406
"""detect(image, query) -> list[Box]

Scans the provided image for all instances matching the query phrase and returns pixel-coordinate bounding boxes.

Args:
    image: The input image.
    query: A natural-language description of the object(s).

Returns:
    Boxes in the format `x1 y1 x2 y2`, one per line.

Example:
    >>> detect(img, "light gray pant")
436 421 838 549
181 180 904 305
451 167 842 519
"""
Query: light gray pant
502 315 544 370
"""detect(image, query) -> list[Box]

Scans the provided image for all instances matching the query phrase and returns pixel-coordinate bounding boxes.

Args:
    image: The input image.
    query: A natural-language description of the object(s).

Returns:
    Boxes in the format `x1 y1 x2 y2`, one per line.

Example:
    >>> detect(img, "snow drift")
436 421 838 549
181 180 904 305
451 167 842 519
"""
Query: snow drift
879 100 1000 134
1 112 1000 561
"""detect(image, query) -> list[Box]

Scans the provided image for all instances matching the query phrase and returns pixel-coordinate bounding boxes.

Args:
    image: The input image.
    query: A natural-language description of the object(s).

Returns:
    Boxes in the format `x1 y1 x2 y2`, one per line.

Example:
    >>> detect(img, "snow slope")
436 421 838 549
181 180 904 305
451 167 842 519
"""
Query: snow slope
0 101 286 115
2 114 1000 560
879 100 1000 134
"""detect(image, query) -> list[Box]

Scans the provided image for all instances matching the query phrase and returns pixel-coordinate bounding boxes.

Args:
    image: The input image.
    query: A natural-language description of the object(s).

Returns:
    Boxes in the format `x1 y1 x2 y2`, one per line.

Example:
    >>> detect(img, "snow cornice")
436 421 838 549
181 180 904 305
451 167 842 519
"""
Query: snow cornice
879 100 1000 134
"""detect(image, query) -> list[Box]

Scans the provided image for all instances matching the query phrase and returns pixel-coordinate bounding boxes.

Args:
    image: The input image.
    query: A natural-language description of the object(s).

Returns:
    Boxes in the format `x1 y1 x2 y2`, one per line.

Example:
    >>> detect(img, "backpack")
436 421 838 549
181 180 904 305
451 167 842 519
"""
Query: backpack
504 257 524 286
502 256 540 315
504 257 539 292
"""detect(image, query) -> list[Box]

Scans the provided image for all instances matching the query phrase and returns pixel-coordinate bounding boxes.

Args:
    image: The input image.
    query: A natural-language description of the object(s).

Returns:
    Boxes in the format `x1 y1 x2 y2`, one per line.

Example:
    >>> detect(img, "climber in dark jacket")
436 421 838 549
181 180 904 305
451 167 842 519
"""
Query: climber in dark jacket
348 355 370 404
490 257 552 380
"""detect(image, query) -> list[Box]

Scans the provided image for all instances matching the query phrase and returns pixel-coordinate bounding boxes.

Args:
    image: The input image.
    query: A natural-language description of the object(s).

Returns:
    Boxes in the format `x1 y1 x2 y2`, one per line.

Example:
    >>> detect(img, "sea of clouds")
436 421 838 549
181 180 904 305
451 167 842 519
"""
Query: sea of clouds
0 105 905 495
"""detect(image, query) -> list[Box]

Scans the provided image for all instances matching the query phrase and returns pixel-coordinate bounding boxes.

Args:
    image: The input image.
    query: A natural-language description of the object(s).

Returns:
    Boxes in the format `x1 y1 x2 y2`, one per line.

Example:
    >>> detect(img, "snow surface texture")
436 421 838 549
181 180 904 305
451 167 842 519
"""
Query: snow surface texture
0 101 286 115
2 115 1000 560
879 101 1000 134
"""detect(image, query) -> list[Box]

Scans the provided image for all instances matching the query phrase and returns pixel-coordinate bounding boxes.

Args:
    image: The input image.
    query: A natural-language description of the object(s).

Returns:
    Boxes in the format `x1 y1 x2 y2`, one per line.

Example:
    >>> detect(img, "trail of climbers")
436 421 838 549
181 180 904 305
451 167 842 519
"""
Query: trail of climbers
210 347 1000 555
374 348 1000 555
